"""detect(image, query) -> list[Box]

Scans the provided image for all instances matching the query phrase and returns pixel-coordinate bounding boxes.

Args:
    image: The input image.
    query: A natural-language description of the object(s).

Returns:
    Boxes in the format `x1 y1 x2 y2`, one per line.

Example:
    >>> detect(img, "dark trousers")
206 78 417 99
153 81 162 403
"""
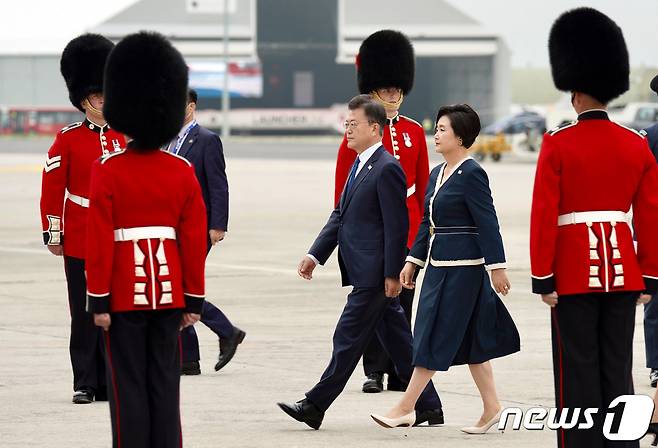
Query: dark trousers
644 293 658 368
306 287 442 412
180 241 235 363
551 292 637 448
64 256 106 394
362 281 414 385
180 301 234 362
104 309 183 448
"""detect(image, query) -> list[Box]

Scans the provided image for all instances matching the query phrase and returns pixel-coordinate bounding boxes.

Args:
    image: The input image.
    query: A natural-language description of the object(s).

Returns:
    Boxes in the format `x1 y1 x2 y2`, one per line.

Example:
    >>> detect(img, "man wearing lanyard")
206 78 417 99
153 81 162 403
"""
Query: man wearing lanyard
166 89 246 375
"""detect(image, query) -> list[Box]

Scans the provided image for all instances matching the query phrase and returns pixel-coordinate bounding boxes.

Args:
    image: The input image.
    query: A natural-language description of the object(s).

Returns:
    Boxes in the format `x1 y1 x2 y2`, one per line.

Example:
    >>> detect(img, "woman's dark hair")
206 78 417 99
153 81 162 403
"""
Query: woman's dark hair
435 104 481 149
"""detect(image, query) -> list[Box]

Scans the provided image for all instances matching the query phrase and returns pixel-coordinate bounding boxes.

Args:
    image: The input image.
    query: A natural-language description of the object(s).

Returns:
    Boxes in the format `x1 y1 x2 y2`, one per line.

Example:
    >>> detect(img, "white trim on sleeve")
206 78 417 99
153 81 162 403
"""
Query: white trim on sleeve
485 262 507 271
405 256 426 268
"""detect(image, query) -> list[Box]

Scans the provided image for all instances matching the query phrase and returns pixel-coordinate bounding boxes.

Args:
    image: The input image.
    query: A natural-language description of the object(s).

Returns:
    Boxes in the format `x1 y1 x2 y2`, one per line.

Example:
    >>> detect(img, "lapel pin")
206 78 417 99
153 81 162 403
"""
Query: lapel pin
368 165 372 170
458 170 462 174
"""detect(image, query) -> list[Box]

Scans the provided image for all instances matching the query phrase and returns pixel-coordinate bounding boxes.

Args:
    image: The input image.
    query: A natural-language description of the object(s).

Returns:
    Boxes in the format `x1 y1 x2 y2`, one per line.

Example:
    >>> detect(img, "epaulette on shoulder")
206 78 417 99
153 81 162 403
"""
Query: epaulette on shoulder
612 121 646 139
60 122 82 134
399 115 423 128
548 120 578 136
161 149 192 167
100 150 126 165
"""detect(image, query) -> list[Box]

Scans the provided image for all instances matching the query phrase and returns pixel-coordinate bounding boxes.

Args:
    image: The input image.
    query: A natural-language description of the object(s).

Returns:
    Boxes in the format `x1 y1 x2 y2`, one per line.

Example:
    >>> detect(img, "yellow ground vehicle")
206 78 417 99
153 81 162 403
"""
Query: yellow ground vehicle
471 132 510 162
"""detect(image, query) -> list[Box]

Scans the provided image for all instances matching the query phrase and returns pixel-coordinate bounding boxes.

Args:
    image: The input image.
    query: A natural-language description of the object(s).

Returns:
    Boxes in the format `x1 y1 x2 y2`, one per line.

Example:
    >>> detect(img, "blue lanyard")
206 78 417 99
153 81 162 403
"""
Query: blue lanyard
173 120 197 154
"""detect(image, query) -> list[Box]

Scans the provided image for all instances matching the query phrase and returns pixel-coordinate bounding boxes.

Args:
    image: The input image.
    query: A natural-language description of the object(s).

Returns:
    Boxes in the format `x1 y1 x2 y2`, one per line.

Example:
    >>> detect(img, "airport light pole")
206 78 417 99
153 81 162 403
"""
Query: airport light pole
221 0 230 138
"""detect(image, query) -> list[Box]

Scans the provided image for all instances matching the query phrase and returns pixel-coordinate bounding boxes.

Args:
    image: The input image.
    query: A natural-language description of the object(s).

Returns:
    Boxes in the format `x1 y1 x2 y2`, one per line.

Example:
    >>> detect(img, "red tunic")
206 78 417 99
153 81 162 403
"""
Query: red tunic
530 110 658 296
85 148 207 314
40 119 126 258
334 114 429 248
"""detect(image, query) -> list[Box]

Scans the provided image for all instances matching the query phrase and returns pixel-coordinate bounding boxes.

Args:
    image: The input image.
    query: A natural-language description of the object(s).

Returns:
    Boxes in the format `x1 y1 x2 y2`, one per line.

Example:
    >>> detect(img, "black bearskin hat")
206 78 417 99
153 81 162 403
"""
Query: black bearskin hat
60 34 114 112
357 30 415 95
103 31 189 149
549 7 629 104
651 75 658 94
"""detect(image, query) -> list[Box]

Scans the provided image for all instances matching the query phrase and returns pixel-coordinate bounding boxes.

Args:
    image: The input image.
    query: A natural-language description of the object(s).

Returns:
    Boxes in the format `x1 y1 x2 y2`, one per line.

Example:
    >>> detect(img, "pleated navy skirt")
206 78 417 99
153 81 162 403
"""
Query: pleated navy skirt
412 264 520 371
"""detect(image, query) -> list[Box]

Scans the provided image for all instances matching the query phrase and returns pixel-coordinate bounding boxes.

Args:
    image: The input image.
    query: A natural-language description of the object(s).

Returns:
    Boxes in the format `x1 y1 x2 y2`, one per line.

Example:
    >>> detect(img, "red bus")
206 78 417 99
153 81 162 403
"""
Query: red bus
0 106 83 135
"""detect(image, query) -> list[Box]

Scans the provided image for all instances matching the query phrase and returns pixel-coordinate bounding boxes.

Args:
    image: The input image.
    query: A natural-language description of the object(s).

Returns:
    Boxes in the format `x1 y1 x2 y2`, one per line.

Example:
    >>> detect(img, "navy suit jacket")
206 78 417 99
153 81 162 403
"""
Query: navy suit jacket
309 146 408 288
177 123 229 231
408 158 506 269
643 123 658 163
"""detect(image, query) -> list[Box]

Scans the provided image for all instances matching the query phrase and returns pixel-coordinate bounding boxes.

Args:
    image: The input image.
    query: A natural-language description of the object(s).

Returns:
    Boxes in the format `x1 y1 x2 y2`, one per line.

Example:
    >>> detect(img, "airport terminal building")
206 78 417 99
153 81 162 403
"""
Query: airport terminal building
0 0 510 134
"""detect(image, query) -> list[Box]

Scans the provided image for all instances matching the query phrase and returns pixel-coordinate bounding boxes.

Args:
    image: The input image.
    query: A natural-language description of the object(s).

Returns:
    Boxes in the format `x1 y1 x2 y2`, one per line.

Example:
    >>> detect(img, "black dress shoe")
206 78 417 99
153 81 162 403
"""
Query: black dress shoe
650 369 658 388
181 361 201 376
414 408 444 426
72 390 93 404
362 373 384 393
277 398 325 430
646 422 658 446
215 327 246 372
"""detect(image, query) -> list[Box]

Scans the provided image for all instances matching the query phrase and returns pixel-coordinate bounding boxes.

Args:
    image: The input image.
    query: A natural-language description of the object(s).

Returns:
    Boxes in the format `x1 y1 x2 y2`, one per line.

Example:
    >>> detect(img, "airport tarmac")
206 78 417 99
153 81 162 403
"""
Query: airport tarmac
0 139 653 447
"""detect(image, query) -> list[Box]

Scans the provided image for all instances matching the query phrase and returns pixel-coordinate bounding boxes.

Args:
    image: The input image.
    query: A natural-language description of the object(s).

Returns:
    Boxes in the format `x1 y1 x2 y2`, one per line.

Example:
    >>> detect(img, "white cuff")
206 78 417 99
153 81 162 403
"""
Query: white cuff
306 253 320 266
531 273 554 280
405 255 426 268
485 262 507 271
86 291 110 297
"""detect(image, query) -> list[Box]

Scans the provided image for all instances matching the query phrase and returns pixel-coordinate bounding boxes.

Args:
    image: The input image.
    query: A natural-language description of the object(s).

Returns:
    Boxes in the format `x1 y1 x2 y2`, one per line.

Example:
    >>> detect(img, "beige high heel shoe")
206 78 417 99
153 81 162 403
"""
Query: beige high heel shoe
370 411 416 428
460 409 502 434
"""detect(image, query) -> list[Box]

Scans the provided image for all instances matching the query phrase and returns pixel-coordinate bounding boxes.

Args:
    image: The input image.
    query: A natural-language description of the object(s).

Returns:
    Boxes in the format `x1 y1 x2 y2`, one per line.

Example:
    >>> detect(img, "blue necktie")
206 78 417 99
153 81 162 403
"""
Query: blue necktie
345 159 360 195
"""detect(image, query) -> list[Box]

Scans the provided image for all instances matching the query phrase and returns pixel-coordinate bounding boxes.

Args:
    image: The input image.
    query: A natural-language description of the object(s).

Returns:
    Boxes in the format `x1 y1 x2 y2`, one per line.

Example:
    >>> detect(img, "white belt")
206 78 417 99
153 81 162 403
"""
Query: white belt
557 211 628 226
66 191 89 208
113 226 176 242
406 184 416 198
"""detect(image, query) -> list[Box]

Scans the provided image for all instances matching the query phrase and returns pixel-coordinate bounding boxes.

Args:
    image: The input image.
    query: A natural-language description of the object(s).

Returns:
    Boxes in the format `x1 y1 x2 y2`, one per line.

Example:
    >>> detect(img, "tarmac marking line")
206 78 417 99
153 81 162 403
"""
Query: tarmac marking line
0 165 42 173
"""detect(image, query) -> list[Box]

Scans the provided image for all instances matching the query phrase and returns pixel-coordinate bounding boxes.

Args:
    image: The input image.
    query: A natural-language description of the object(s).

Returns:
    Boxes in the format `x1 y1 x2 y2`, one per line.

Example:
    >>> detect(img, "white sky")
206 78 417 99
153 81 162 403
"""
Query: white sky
2 0 657 67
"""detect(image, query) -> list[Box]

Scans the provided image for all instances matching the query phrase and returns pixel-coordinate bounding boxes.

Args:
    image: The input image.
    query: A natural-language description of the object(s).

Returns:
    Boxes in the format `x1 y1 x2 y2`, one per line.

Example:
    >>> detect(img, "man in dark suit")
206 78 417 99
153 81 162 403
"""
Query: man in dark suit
277 95 443 430
168 89 246 375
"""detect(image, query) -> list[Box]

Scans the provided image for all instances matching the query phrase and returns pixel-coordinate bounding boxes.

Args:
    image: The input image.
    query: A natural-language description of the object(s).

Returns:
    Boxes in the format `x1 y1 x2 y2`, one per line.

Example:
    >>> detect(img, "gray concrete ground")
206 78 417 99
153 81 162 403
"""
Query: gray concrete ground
0 138 655 447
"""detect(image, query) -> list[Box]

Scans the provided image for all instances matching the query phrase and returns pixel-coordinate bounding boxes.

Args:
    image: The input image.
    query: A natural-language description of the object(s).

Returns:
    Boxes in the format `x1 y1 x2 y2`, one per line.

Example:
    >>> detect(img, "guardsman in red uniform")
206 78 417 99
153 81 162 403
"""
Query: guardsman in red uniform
334 30 430 393
530 8 658 448
40 34 125 404
86 32 207 448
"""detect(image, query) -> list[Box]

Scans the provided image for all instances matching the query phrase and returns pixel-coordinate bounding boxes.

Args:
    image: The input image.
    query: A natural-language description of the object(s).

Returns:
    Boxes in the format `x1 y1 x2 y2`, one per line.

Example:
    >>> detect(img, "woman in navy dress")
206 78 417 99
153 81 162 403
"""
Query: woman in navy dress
371 104 520 433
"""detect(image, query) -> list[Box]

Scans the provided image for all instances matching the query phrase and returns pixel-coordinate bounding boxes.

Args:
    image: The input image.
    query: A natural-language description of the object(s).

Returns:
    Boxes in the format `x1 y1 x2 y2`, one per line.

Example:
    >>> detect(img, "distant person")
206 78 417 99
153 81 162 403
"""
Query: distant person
370 104 519 434
165 88 246 375
530 9 658 447
277 95 442 430
40 34 125 404
333 29 431 397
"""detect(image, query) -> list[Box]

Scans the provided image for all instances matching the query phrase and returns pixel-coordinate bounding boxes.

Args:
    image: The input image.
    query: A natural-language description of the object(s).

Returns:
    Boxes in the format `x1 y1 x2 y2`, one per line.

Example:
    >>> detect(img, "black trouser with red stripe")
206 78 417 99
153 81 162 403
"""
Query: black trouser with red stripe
104 309 183 448
551 292 638 448
64 256 106 395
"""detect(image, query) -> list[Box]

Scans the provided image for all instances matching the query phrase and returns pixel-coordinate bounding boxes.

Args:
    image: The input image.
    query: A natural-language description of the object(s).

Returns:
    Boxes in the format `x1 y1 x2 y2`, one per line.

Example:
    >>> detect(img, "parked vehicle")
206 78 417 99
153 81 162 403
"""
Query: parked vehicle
607 102 658 130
